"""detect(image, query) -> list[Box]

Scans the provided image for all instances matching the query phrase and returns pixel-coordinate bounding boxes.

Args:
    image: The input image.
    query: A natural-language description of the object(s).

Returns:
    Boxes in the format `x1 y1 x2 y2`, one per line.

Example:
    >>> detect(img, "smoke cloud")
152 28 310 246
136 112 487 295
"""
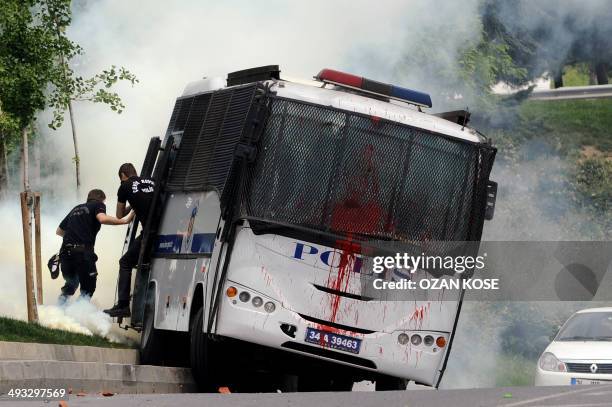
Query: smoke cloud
494 0 612 75
0 0 608 387
38 299 134 344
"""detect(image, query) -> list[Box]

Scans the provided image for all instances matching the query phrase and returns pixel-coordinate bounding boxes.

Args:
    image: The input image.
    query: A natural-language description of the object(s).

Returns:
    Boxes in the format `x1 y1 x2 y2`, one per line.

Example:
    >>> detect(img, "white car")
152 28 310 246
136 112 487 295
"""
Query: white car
535 307 612 386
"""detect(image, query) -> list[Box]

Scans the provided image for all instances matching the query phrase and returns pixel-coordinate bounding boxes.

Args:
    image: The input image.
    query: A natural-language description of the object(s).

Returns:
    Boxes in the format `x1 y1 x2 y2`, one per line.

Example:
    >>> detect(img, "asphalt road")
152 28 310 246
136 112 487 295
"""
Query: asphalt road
6 385 612 407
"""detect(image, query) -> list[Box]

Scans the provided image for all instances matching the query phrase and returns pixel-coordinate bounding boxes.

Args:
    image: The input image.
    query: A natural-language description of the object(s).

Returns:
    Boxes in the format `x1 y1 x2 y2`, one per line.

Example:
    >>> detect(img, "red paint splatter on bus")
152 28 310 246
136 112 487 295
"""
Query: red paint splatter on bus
409 303 431 329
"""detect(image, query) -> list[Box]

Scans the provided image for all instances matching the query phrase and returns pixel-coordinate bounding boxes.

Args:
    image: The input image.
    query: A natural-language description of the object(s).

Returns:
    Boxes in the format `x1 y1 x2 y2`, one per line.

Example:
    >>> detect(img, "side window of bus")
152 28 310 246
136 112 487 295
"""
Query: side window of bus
157 191 221 255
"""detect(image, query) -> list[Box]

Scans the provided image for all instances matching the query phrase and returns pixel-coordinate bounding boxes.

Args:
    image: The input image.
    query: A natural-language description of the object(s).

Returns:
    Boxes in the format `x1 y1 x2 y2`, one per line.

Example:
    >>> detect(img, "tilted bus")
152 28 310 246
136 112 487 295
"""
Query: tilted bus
117 65 497 391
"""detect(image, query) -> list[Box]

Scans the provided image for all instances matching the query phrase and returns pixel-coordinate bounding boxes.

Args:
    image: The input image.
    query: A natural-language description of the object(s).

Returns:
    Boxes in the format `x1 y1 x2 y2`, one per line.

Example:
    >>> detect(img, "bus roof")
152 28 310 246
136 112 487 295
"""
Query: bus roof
181 76 486 144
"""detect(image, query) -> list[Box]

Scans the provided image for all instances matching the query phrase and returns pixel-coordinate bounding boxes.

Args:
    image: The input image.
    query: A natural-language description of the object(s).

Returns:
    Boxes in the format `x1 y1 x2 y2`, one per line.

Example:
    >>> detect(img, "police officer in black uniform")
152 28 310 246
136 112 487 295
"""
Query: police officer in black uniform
56 189 134 304
104 163 155 317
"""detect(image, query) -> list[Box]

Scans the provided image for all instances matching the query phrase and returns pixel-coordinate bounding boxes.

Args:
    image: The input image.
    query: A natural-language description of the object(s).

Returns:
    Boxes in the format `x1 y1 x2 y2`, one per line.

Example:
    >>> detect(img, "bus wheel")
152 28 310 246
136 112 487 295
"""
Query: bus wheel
189 307 217 392
140 298 166 365
375 375 408 391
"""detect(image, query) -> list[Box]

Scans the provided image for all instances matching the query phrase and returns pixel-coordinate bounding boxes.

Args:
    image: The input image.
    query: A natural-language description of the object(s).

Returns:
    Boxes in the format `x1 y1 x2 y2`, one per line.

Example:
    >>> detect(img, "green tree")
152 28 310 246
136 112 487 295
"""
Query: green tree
0 0 57 191
481 0 612 88
0 104 20 193
0 0 138 193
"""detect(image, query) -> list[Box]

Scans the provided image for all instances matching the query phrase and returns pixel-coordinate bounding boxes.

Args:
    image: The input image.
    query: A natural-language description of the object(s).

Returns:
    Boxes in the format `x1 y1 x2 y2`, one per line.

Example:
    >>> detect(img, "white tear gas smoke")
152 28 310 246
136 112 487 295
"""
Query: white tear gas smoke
349 0 483 111
442 140 610 388
0 0 608 388
494 0 612 75
38 298 133 344
427 0 612 388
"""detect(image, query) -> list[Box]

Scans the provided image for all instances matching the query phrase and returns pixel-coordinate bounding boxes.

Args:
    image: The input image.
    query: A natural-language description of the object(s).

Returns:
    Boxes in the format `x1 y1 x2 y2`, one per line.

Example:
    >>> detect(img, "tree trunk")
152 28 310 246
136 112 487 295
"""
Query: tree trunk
588 65 598 85
20 191 38 322
33 136 41 190
51 8 81 194
0 134 7 197
2 136 8 186
22 126 29 192
595 62 609 85
67 100 81 193
553 70 564 89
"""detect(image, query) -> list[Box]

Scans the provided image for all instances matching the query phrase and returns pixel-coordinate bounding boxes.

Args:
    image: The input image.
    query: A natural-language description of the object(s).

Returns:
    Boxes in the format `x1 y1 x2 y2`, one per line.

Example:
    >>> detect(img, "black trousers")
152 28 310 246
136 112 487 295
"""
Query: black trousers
117 235 142 305
59 248 98 301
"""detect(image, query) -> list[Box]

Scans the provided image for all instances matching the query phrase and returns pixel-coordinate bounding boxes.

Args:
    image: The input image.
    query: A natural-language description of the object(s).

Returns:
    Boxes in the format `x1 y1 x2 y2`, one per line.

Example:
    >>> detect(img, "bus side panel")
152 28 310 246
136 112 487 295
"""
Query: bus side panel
151 257 210 331
151 191 221 332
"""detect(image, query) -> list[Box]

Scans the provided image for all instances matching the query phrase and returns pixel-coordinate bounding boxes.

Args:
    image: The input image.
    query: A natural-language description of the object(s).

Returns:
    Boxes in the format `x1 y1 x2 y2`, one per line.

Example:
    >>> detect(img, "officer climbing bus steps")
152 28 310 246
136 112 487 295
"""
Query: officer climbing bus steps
108 137 160 328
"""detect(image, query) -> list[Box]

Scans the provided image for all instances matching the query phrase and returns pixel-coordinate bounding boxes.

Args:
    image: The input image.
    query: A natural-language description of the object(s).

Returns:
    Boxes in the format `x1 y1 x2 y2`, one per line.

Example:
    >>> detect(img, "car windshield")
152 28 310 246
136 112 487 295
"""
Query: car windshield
244 97 496 248
557 312 612 341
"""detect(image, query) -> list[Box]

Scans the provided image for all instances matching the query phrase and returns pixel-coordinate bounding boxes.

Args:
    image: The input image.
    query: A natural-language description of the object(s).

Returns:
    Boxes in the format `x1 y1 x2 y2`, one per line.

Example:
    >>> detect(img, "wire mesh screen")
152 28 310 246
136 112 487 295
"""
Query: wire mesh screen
244 97 496 245
166 84 258 193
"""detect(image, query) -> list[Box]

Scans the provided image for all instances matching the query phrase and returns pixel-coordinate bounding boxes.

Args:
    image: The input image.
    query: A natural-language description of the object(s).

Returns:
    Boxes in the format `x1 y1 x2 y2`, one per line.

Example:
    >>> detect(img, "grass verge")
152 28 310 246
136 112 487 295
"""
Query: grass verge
495 354 537 387
0 316 129 349
518 99 612 154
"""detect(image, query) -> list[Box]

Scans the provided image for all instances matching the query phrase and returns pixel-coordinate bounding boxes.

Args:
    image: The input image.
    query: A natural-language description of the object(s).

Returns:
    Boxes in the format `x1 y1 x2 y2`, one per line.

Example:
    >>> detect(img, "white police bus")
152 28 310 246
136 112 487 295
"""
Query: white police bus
121 65 497 392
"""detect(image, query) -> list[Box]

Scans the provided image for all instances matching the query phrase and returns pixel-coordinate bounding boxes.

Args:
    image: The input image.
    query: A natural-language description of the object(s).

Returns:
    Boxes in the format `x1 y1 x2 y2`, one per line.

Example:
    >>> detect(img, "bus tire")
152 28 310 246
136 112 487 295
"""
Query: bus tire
375 375 408 391
140 298 166 365
190 307 216 392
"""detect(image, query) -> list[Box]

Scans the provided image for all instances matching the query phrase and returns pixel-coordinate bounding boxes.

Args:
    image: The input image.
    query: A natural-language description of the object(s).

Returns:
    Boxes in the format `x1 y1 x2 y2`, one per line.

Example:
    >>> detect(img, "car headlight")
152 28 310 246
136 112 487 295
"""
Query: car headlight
539 352 566 372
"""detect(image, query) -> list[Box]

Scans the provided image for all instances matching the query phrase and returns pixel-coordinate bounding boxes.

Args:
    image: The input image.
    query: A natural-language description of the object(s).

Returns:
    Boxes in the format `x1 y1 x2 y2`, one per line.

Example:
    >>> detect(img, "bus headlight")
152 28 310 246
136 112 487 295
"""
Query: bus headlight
239 291 251 302
264 302 276 313
424 335 434 346
539 352 566 372
410 334 422 346
397 333 410 345
252 297 263 308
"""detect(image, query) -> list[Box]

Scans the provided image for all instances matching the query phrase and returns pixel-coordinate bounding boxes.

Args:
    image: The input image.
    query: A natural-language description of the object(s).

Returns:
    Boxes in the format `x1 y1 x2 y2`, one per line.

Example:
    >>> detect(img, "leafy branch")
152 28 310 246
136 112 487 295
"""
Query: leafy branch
47 65 139 129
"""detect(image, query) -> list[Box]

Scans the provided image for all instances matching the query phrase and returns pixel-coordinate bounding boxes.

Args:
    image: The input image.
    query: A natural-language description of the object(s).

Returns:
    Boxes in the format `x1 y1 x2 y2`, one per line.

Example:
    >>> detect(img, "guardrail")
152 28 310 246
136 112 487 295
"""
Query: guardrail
529 84 612 101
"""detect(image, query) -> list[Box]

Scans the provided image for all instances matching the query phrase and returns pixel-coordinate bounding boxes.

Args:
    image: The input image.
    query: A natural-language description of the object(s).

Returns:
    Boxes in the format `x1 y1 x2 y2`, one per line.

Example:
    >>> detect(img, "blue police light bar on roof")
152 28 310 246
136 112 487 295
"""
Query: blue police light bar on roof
315 68 433 108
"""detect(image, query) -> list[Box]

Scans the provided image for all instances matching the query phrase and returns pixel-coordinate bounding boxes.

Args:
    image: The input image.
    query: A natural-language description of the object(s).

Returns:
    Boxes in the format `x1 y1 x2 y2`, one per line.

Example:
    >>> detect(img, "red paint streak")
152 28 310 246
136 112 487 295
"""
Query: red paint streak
329 143 383 235
409 303 431 330
321 143 384 328
325 239 360 324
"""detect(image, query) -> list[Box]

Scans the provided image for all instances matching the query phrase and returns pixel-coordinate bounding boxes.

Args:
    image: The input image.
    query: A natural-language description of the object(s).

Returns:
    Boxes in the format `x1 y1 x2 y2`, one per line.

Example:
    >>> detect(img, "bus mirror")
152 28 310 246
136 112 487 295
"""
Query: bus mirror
485 180 497 221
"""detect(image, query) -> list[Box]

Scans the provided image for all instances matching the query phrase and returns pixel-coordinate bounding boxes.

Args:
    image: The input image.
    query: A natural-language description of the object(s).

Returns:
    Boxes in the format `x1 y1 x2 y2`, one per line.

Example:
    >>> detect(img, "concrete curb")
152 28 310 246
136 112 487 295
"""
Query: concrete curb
0 360 196 394
0 342 195 394
0 341 139 364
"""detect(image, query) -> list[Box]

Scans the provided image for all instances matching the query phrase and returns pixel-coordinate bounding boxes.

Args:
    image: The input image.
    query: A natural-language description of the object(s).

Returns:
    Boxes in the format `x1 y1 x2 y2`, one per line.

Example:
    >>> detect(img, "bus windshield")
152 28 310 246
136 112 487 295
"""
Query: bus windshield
244 97 495 245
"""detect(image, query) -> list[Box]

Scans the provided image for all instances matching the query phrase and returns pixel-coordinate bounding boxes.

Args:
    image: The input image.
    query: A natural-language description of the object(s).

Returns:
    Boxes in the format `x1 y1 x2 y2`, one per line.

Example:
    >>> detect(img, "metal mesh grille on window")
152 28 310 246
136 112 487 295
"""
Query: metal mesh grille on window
244 97 495 245
166 85 257 193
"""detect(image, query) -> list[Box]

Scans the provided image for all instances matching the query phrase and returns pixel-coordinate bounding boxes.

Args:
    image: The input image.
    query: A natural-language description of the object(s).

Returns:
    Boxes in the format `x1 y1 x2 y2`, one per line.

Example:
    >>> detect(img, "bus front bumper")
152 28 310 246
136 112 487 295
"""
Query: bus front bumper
215 282 448 385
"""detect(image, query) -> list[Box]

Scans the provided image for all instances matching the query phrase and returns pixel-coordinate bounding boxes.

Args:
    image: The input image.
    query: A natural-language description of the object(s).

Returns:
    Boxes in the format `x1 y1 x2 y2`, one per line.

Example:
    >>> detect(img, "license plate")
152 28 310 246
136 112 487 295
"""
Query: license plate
571 378 612 385
304 328 361 354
